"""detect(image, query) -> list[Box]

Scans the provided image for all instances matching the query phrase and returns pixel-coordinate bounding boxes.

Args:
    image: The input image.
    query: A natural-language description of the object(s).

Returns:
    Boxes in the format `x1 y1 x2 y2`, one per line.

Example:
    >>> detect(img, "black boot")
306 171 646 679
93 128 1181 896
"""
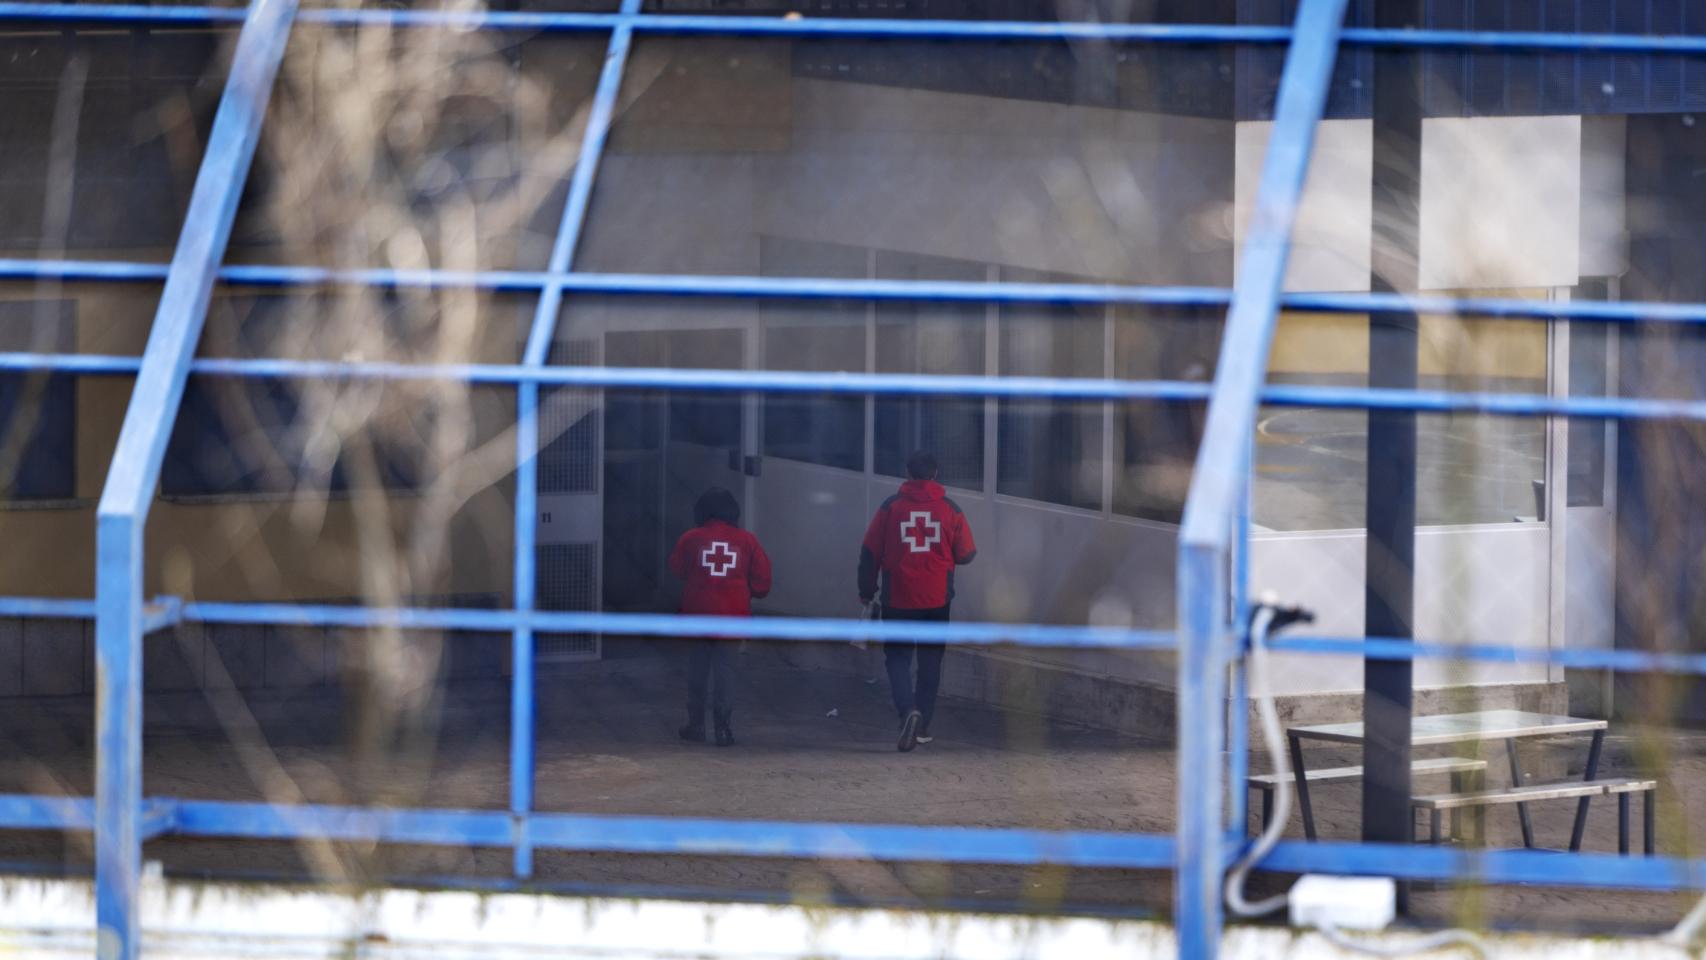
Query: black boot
679 721 706 743
713 711 735 747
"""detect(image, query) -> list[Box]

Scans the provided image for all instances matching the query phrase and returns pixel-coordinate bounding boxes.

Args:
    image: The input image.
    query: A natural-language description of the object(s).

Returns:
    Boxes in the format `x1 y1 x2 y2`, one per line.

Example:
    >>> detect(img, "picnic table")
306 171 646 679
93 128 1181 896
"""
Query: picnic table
1286 710 1609 849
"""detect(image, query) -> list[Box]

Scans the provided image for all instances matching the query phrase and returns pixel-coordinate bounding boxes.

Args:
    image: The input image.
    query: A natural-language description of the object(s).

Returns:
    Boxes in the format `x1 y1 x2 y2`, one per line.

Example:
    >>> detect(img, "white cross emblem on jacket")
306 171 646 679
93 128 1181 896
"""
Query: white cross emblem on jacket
701 541 738 577
899 512 942 553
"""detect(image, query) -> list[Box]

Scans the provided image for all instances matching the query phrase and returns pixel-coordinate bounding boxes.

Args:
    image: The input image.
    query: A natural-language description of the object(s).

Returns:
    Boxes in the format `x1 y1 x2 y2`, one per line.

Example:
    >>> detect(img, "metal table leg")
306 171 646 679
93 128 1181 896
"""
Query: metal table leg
1618 793 1630 855
1569 729 1605 853
1473 765 1488 845
1645 789 1656 856
1506 738 1535 849
1290 733 1318 841
1449 770 1464 841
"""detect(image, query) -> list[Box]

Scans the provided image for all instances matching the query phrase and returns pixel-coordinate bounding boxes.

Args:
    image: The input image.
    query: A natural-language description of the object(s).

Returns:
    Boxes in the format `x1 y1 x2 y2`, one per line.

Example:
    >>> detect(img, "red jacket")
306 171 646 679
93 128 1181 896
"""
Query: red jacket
669 519 772 616
858 479 977 610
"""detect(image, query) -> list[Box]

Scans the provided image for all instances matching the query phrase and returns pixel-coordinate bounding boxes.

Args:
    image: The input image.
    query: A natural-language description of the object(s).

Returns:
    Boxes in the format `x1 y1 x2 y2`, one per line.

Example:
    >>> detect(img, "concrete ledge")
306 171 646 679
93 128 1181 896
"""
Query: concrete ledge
0 873 1678 959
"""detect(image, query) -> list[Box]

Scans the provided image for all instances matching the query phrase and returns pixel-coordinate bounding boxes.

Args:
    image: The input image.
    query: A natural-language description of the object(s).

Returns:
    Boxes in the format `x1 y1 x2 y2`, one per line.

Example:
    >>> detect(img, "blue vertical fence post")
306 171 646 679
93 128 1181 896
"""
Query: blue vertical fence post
509 0 640 880
1174 0 1346 954
91 0 295 955
1175 541 1230 955
1226 463 1252 842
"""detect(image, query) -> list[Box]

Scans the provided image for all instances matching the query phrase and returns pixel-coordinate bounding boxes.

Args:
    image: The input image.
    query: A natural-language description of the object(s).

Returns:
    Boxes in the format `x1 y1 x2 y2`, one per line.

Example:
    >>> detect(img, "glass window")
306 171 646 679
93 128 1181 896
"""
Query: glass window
1111 304 1216 523
1254 298 1549 530
760 236 867 472
763 325 865 472
0 28 227 258
996 270 1104 510
873 252 985 489
666 328 744 448
1567 282 1612 509
0 300 76 501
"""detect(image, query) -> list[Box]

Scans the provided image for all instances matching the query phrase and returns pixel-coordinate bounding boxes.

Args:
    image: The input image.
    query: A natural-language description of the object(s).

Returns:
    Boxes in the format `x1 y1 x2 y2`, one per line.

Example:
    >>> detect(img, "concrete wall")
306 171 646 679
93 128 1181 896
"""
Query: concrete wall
1251 523 1551 697
1235 115 1584 293
585 77 1236 285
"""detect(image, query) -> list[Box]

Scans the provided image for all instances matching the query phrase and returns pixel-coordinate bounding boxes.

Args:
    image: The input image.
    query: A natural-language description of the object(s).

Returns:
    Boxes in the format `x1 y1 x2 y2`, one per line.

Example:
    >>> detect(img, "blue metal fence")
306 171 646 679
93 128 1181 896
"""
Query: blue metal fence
0 1 1704 958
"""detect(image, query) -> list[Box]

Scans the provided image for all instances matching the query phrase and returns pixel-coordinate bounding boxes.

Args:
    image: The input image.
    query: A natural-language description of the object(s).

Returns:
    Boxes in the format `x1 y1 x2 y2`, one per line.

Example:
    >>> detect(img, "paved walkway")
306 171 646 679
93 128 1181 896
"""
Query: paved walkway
0 642 1698 935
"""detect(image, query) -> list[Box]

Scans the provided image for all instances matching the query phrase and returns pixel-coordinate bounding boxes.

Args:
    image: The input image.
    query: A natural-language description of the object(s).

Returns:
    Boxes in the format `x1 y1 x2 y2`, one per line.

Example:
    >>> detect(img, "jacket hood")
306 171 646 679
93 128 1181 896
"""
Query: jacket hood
899 478 945 502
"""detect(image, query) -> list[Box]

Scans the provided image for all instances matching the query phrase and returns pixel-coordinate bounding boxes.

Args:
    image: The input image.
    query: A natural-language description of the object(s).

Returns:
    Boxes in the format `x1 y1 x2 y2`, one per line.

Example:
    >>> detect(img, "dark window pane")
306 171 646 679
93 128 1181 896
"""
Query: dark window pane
1112 305 1215 523
0 300 75 501
764 393 864 472
763 324 865 471
874 394 983 488
997 401 1102 509
0 28 227 256
873 252 984 489
996 275 1103 509
662 329 744 448
760 237 868 472
1568 305 1611 508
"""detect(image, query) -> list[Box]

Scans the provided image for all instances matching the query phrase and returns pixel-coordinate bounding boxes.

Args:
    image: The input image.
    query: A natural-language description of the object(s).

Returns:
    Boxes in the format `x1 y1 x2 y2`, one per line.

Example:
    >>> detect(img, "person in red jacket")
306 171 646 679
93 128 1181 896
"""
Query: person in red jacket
858 451 976 752
668 486 771 747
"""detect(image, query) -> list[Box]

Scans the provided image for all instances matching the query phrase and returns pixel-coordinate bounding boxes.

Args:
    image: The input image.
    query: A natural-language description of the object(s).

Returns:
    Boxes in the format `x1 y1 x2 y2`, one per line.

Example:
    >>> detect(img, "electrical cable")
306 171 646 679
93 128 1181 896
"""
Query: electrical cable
1225 597 1488 957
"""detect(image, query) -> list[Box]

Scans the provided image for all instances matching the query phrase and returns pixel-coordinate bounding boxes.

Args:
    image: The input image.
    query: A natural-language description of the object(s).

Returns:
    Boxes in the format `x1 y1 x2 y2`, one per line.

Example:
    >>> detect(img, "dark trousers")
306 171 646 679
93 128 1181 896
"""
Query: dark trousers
882 604 949 728
686 639 736 727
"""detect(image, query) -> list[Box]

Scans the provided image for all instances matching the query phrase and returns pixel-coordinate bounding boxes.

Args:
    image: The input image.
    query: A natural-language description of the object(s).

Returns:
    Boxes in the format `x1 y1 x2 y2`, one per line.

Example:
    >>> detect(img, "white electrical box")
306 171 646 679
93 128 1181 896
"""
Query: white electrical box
1289 874 1397 932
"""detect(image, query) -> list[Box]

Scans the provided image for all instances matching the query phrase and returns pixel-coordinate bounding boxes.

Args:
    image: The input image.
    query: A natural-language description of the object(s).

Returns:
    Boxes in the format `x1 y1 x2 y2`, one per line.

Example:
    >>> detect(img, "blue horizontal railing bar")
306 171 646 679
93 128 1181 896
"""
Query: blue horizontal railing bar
0 3 1289 41
0 353 1218 401
188 603 1175 650
9 596 1699 675
0 795 93 832
0 259 1236 307
523 815 1174 868
0 597 96 619
1289 290 1706 326
172 801 516 847
0 796 175 852
17 259 1706 328
9 3 1706 57
1270 635 1706 675
167 801 1178 869
10 351 1706 424
1257 840 1706 891
1337 26 1706 53
0 597 1174 650
1260 384 1706 421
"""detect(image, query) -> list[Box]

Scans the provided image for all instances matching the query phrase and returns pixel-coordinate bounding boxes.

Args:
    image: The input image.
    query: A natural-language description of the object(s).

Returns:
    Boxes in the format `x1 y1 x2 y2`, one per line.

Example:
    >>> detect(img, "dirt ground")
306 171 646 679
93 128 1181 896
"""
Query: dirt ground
0 638 1699 937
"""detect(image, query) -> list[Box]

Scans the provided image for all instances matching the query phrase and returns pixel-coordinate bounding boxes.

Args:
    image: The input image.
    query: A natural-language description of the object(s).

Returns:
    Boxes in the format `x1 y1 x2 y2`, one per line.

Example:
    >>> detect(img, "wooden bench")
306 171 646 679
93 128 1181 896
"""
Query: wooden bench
1412 777 1656 854
1247 756 1488 839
